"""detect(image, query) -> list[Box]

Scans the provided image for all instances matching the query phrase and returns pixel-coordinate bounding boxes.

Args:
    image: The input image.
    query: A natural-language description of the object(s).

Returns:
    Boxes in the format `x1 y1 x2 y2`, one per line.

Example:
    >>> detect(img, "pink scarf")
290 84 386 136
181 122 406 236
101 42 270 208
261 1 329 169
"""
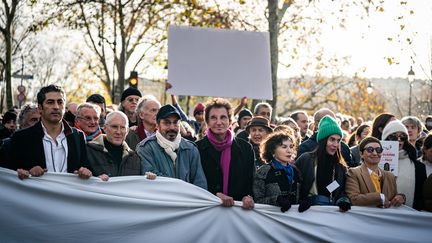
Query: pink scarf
207 128 233 195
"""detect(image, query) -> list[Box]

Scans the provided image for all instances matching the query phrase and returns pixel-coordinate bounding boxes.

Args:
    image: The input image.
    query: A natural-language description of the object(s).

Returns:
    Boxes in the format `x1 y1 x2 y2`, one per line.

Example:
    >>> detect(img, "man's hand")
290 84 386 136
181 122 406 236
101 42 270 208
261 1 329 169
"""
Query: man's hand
17 169 30 180
165 82 172 90
29 166 47 177
241 195 254 210
99 174 109 181
390 194 405 207
145 172 157 180
74 167 92 179
383 200 391 208
216 192 234 207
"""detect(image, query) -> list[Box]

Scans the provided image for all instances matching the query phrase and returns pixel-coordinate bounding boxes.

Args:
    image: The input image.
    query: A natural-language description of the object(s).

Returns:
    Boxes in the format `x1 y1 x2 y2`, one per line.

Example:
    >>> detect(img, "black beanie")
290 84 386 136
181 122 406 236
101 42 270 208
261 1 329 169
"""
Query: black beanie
237 109 253 124
2 111 17 124
120 87 142 102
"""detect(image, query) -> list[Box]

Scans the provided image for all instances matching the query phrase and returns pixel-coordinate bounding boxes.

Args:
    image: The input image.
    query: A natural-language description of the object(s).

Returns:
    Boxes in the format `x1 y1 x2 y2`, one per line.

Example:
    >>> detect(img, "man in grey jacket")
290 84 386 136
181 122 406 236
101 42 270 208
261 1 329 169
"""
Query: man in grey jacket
136 105 207 189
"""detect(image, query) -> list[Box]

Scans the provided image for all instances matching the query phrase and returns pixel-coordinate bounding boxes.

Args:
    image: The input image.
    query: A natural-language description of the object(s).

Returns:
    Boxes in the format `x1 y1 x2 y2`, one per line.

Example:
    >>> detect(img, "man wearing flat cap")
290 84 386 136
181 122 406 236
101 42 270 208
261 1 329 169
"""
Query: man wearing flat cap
136 104 207 189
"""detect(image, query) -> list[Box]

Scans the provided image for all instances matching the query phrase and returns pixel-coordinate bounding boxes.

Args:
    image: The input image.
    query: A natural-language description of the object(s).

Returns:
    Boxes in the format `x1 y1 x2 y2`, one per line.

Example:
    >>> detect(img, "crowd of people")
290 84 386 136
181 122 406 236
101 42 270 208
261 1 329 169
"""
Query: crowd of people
0 84 431 213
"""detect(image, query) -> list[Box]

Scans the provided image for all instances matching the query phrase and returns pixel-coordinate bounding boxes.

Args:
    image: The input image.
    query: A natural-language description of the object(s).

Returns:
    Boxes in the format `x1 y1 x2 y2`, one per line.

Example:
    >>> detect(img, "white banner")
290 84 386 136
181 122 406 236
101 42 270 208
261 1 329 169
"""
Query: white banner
0 168 430 243
168 26 272 100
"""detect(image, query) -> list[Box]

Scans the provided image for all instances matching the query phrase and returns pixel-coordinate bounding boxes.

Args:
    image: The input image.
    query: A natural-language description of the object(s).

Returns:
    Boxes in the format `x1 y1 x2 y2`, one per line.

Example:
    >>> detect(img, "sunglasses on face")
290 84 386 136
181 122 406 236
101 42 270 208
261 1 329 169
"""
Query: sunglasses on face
386 133 408 142
364 146 383 154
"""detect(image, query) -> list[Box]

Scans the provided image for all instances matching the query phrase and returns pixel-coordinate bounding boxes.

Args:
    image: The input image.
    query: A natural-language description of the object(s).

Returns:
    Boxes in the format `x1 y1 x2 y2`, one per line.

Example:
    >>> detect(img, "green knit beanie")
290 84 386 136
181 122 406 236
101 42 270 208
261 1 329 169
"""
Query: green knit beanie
316 115 343 142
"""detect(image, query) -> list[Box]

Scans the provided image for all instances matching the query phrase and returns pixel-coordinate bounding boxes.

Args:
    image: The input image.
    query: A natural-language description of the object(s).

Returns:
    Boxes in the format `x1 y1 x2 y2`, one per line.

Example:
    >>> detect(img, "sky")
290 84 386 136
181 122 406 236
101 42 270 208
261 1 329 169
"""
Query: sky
303 0 432 80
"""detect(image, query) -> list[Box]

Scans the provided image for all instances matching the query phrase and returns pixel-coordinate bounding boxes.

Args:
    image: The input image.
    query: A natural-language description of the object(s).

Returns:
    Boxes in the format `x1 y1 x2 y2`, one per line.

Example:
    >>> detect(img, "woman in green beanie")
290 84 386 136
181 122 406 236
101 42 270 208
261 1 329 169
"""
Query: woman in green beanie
295 115 351 212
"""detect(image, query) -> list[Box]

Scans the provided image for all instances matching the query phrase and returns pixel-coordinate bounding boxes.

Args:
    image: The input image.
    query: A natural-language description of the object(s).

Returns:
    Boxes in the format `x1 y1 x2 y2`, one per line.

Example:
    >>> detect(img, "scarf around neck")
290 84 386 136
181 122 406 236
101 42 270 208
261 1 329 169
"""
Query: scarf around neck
156 130 181 164
74 122 102 141
207 128 233 195
272 159 294 185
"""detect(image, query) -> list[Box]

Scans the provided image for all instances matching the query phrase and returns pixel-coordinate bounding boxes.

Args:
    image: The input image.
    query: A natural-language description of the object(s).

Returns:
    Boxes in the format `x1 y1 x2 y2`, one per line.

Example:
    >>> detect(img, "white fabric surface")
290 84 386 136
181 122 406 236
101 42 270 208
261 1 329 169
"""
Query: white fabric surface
0 167 431 243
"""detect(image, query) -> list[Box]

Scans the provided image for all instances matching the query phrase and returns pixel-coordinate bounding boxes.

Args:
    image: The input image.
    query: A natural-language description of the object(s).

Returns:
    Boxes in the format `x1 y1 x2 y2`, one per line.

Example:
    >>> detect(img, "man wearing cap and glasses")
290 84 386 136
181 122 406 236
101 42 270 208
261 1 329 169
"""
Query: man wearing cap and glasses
136 104 207 189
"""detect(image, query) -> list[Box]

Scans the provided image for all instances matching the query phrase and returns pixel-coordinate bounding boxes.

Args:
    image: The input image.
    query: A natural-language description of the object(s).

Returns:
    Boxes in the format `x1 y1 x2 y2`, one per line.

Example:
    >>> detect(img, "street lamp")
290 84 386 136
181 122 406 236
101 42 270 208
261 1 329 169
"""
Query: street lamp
408 66 415 116
367 81 373 94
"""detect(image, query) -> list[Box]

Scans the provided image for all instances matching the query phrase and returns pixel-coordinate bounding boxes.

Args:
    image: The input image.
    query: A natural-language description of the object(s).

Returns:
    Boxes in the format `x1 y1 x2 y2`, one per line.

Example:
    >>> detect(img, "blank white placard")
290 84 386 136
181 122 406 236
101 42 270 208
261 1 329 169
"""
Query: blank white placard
168 26 272 100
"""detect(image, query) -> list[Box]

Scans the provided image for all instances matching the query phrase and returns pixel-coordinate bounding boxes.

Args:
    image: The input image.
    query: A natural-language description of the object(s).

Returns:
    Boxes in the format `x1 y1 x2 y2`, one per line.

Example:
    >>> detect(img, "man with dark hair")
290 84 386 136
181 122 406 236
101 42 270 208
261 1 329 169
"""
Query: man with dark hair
136 104 206 189
86 93 107 127
197 98 255 209
290 110 310 141
0 110 17 139
11 84 92 179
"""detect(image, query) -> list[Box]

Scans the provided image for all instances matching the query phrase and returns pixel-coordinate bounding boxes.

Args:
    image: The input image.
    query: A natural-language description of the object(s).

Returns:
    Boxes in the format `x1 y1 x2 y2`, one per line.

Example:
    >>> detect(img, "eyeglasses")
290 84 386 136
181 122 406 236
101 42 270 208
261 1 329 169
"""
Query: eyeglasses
77 116 99 123
386 133 408 142
364 146 383 154
107 124 127 132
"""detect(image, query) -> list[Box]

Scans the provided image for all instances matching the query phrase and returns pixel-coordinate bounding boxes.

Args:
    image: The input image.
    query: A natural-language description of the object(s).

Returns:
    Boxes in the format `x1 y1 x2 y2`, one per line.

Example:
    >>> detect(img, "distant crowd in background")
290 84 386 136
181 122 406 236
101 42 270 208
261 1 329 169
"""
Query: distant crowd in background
0 84 431 213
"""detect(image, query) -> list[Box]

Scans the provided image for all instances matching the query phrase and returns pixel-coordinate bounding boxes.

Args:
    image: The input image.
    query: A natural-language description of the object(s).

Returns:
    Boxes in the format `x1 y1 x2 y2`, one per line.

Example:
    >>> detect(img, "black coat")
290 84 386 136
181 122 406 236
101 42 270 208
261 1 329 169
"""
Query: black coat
413 159 427 210
197 136 255 201
295 151 349 205
10 120 90 173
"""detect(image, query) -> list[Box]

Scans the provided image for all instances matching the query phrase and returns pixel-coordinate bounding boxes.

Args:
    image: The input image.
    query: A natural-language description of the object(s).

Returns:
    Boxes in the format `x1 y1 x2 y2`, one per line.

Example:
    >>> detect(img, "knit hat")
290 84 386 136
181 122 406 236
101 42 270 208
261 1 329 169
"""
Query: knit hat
2 111 17 124
245 116 273 133
237 109 253 124
193 103 205 116
120 87 142 102
381 120 408 140
316 115 343 142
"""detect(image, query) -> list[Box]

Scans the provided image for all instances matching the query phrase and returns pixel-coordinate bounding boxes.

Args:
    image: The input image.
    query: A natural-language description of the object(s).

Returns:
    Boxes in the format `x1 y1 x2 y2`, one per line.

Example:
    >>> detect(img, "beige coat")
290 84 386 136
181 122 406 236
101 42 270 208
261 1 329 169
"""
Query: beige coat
346 163 397 207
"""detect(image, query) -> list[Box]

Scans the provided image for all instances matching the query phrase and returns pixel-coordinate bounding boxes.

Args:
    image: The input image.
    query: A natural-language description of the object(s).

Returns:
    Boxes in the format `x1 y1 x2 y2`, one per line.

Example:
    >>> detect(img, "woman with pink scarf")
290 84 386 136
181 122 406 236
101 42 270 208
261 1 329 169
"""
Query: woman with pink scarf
197 98 255 209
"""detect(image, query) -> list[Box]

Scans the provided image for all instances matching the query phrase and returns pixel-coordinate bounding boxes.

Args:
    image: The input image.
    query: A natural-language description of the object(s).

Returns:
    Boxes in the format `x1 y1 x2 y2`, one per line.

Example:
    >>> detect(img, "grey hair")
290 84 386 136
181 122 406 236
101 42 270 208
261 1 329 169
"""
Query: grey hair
18 104 38 127
105 111 129 127
76 102 101 117
253 102 272 115
401 116 423 132
137 95 161 113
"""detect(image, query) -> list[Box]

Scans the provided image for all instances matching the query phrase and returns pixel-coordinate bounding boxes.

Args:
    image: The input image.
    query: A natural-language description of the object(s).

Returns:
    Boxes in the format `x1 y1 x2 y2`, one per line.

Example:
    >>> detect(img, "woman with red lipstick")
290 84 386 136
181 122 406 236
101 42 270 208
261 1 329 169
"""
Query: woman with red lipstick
382 120 426 210
295 115 351 212
253 131 301 212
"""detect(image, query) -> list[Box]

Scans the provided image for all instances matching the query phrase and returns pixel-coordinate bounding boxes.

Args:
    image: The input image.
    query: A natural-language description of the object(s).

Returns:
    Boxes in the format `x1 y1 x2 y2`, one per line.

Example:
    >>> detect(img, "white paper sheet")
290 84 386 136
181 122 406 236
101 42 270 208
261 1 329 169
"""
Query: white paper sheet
0 168 430 243
168 26 272 100
379 140 399 176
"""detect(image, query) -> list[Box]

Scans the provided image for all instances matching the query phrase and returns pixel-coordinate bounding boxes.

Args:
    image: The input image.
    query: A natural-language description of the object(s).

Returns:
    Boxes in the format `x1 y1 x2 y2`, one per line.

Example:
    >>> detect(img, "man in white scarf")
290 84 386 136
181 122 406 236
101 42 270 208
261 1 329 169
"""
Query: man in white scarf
136 105 207 189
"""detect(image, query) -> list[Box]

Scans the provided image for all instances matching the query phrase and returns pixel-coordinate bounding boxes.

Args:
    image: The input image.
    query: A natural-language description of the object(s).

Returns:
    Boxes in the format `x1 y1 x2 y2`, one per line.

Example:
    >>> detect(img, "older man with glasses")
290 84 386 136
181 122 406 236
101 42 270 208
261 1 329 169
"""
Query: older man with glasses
74 103 103 141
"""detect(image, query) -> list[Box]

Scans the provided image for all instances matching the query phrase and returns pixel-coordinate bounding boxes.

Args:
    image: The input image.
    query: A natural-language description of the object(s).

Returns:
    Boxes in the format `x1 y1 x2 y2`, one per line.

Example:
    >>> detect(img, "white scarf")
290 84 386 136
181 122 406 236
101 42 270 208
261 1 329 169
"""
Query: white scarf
155 130 181 163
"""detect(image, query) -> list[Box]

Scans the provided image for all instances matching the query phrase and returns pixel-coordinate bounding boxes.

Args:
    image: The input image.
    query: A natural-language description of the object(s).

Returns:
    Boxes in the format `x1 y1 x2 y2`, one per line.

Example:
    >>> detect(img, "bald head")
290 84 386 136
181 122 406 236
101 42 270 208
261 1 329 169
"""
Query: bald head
313 108 335 132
